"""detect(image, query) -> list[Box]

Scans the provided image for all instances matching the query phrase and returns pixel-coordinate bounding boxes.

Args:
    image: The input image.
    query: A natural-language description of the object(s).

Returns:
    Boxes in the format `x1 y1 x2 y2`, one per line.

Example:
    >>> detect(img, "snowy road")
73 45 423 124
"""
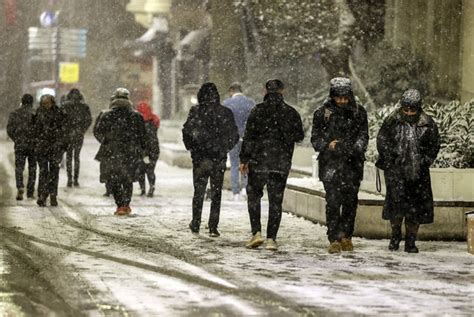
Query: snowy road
0 137 473 316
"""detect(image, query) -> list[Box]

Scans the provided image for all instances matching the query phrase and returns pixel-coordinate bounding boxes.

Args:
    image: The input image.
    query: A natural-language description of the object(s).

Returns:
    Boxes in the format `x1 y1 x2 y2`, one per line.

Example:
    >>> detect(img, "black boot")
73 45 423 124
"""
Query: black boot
147 185 155 198
67 179 73 187
50 195 58 207
404 233 419 253
388 225 402 251
37 194 47 207
16 188 24 201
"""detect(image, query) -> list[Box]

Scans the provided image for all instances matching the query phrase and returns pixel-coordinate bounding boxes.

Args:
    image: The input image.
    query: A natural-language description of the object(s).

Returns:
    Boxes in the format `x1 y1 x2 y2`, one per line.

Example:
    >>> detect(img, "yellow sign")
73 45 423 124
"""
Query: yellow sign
59 62 80 84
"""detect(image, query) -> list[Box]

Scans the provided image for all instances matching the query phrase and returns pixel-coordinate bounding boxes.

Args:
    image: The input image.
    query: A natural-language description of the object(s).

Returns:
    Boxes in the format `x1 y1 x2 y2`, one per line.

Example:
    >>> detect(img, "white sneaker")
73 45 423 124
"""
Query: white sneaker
245 232 264 248
240 188 247 198
265 239 278 251
233 194 240 201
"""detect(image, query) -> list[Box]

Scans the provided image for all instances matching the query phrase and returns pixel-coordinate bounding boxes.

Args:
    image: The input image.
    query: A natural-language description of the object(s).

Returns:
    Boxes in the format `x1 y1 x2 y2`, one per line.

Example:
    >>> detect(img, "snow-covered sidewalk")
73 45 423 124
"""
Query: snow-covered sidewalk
0 136 473 316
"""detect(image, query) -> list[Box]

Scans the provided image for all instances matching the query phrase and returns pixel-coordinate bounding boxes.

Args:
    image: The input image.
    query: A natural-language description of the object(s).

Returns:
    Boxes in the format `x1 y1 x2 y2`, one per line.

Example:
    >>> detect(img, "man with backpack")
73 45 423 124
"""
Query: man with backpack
182 82 239 237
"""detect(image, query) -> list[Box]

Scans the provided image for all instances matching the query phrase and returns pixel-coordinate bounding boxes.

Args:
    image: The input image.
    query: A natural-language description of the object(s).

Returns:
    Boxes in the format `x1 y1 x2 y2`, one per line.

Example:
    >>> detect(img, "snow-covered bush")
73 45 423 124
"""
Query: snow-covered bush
367 101 474 168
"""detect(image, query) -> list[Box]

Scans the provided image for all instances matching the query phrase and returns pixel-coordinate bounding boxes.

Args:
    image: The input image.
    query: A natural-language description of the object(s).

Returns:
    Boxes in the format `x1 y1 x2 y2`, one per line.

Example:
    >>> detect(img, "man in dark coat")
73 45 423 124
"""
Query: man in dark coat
7 94 37 200
94 88 147 216
311 77 368 254
93 104 113 197
34 94 67 207
62 88 92 187
182 82 239 237
376 89 440 253
240 79 304 251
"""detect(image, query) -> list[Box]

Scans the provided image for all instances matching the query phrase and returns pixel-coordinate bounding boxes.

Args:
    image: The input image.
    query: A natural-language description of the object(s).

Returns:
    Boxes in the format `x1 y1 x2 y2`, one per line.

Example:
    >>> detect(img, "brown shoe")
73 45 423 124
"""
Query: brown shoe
114 207 128 216
341 238 354 252
328 241 342 254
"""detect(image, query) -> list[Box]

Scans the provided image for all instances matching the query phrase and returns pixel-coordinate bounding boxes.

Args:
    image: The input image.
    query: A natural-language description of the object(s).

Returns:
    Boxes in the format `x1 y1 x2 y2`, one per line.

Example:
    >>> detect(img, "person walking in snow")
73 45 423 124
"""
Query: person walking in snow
223 82 255 201
182 82 239 237
34 94 68 207
136 101 160 197
62 88 92 187
241 79 304 251
7 94 37 200
376 89 440 253
93 104 113 197
94 88 148 216
311 77 368 254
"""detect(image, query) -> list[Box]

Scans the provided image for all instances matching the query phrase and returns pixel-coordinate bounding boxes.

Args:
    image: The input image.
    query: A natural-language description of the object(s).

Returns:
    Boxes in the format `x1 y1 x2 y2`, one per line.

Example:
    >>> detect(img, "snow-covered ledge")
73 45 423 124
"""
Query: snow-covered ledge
312 155 474 202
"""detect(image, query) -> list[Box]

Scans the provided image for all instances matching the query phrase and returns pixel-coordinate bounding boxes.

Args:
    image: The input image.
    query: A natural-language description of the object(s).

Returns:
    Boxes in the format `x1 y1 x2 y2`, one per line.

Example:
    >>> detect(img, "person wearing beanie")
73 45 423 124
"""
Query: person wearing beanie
240 79 304 251
94 88 148 216
376 89 440 253
311 77 368 254
136 101 160 197
7 94 37 200
33 94 68 207
182 82 239 237
62 88 92 187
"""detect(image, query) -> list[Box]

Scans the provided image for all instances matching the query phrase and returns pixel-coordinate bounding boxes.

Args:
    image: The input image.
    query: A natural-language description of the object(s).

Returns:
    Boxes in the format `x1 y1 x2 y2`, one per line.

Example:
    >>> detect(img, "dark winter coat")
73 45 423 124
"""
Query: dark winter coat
7 104 36 151
94 98 148 183
182 102 239 163
62 98 92 143
376 109 440 224
240 93 304 174
311 98 368 184
33 105 67 160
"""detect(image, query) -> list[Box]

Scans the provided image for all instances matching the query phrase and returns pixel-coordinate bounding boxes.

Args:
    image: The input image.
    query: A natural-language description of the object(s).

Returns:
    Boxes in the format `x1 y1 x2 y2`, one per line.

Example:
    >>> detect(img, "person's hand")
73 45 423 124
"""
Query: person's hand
240 163 249 175
329 140 339 151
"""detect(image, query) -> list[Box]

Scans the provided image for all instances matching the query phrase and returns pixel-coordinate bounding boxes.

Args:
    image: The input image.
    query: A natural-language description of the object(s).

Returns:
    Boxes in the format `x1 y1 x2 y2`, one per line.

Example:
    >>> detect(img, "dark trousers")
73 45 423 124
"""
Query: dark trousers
37 156 60 198
247 171 289 240
66 137 84 182
323 181 360 242
138 159 157 189
110 176 133 207
15 149 37 195
191 158 226 231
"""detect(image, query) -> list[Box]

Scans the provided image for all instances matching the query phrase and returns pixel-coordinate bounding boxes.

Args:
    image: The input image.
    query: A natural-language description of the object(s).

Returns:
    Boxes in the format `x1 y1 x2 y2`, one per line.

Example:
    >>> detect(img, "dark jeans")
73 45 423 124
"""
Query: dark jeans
322 180 360 242
110 176 133 207
138 159 157 189
37 156 60 198
247 170 288 240
191 158 226 231
66 136 84 182
15 148 37 195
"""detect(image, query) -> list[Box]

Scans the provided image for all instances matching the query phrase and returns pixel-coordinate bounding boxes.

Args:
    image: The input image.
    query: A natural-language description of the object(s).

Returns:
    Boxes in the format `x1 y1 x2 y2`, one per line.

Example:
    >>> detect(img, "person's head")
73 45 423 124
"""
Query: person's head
111 87 130 101
21 94 34 106
39 94 56 109
136 100 152 114
228 82 242 96
400 89 422 116
329 77 353 107
265 79 284 94
67 88 83 102
197 82 220 104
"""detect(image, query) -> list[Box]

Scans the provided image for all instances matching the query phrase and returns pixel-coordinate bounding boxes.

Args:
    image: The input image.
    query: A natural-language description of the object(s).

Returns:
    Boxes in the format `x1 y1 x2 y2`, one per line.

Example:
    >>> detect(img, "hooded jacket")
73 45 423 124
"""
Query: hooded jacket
62 90 92 142
311 79 368 183
240 92 304 174
137 101 160 160
182 83 239 162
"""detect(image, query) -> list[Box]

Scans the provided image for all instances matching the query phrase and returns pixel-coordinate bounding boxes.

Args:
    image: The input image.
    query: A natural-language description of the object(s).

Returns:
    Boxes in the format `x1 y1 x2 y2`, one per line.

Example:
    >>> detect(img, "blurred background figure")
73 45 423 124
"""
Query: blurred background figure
7 93 37 200
136 101 160 197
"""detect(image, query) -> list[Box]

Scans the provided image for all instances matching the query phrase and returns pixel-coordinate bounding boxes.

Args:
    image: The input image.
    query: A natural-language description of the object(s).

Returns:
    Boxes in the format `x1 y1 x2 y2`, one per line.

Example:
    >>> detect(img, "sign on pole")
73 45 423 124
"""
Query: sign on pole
59 62 79 83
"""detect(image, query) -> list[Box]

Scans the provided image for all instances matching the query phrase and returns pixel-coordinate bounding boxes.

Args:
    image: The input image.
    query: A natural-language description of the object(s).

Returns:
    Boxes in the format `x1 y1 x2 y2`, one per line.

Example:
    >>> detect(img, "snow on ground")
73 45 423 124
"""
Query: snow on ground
0 136 473 316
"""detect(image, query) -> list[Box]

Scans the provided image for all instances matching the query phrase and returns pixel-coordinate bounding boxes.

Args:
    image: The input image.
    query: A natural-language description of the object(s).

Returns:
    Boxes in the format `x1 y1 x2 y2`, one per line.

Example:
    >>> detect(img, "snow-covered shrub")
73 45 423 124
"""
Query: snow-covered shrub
367 101 474 168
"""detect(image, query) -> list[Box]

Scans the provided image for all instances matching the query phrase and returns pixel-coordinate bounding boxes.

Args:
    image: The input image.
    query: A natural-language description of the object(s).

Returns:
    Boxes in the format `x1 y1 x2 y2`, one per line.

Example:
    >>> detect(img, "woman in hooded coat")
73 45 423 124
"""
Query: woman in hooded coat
136 101 160 197
376 89 440 253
